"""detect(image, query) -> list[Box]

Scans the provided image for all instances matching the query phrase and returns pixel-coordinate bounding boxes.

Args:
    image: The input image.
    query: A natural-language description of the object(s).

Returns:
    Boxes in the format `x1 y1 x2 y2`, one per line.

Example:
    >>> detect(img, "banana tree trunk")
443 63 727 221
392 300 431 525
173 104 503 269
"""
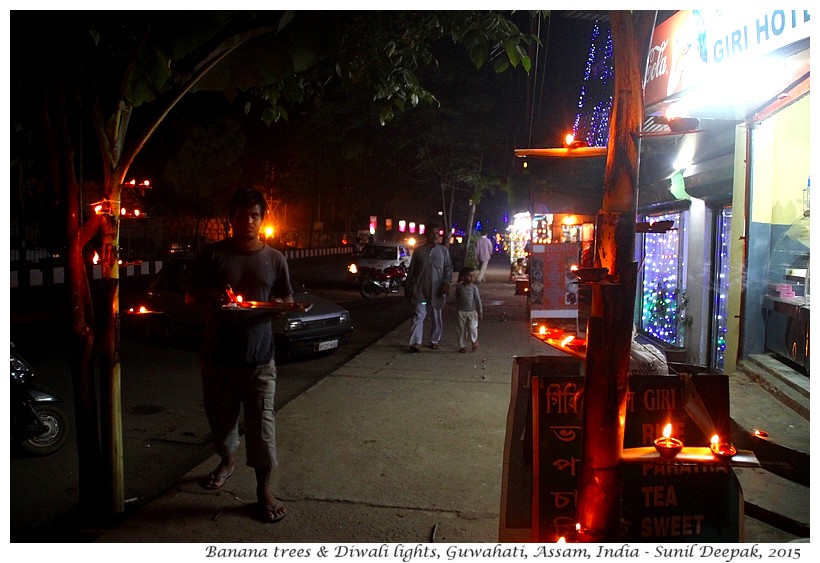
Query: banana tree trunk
99 206 125 515
575 10 653 540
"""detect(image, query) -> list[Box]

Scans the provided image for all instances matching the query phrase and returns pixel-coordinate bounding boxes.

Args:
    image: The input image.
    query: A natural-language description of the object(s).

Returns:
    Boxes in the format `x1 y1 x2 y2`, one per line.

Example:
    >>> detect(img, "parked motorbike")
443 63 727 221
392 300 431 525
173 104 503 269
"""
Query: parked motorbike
358 264 408 299
11 342 69 456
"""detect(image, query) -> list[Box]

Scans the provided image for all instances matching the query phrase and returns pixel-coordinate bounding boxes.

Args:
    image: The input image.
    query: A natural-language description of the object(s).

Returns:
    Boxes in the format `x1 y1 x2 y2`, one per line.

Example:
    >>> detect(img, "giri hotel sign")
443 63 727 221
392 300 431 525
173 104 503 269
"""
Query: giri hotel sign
644 9 811 107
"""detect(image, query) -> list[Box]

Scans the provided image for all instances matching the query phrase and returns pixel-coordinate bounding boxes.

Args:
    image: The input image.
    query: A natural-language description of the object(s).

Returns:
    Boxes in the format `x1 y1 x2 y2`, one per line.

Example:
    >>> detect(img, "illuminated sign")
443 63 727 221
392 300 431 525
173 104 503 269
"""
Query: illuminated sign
645 9 811 106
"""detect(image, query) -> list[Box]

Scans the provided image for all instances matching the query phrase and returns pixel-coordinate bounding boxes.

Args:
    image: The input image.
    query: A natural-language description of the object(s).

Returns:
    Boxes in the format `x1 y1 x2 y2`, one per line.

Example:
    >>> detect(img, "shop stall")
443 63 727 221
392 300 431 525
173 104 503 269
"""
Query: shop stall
640 8 811 374
763 212 810 373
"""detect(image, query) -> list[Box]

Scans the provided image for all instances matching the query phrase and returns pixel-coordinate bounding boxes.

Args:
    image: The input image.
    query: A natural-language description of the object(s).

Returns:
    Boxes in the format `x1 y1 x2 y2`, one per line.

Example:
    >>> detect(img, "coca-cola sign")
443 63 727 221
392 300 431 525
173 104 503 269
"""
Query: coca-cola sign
644 40 669 85
644 9 811 107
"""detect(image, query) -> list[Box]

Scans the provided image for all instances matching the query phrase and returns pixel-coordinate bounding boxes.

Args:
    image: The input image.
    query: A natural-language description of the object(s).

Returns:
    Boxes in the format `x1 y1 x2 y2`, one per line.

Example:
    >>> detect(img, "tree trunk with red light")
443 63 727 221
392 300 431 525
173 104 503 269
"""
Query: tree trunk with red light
575 11 655 540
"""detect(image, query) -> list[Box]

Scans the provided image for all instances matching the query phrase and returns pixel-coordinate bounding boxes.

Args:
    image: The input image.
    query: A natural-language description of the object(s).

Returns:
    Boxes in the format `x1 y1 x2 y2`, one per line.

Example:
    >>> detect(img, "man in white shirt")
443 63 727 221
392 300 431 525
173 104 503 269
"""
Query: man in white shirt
475 233 493 283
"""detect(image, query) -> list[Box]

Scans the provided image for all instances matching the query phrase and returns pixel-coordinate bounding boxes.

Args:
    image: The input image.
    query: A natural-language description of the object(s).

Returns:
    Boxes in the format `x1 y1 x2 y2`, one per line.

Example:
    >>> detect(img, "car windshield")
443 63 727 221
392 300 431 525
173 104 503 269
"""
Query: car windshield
360 246 396 260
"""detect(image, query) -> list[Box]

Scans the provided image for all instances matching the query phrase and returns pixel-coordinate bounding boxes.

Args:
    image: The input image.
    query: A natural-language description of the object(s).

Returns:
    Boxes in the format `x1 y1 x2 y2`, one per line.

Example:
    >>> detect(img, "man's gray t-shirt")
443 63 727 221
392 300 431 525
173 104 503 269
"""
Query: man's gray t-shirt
189 240 293 366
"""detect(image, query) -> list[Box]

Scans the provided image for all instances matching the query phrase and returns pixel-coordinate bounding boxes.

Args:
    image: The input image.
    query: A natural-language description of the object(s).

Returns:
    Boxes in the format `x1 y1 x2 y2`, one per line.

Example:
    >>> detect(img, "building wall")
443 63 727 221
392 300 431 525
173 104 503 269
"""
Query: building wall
684 197 711 366
767 95 811 225
725 125 749 374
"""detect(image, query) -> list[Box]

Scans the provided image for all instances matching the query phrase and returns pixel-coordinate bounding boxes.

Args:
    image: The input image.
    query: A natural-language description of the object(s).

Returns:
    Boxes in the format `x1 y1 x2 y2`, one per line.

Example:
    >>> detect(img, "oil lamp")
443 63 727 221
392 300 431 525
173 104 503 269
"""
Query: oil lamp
565 337 586 350
560 335 586 351
709 434 737 460
537 326 564 340
654 423 683 458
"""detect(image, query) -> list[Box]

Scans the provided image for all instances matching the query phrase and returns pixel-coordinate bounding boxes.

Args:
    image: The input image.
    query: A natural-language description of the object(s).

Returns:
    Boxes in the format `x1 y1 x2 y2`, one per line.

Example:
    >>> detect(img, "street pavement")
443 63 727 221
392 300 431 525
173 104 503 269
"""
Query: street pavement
16 256 804 551
90 257 552 545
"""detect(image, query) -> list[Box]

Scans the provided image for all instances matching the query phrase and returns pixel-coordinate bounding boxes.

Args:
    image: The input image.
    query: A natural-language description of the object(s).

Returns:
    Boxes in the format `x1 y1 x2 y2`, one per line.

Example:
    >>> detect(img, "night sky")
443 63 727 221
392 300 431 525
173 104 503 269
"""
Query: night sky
471 13 601 233
532 14 600 149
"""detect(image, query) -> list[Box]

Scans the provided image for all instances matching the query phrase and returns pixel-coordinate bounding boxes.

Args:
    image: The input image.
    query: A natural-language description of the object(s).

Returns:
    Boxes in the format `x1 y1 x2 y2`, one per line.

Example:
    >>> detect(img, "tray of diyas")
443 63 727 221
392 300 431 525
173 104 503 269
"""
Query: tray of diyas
222 300 311 312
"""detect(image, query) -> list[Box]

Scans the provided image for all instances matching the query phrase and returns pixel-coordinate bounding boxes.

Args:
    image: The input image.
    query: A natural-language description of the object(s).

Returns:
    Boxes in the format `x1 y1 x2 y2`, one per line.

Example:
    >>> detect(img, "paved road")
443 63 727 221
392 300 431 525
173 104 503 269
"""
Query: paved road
10 254 412 541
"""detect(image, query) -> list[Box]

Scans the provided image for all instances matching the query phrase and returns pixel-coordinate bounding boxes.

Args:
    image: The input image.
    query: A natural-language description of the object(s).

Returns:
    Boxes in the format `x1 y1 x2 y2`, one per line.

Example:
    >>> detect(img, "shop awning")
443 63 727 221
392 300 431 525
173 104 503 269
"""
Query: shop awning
512 147 607 215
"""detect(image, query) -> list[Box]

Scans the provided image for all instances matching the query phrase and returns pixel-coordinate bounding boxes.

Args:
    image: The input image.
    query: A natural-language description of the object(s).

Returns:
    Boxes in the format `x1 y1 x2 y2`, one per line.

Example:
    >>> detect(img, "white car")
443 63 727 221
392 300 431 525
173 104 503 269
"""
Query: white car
347 242 412 280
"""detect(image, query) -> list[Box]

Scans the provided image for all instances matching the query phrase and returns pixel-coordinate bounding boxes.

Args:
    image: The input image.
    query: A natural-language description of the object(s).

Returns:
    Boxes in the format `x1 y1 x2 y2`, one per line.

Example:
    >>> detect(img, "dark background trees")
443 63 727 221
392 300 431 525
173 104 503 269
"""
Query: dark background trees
127 23 533 241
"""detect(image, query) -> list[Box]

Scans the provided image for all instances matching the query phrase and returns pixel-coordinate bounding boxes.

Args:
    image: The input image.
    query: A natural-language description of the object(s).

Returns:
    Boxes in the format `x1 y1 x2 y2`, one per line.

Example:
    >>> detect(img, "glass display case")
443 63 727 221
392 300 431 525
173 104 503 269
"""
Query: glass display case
763 214 810 374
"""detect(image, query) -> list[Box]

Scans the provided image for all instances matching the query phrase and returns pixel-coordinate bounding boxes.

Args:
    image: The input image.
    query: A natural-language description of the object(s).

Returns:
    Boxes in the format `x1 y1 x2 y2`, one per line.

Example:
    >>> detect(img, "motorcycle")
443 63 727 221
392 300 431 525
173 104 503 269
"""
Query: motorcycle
11 342 70 456
358 263 408 299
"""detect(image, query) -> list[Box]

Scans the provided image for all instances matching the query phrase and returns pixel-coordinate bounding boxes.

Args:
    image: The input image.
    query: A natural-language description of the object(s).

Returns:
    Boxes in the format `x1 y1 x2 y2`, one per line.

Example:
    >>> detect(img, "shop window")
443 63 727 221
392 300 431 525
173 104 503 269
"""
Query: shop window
638 211 688 346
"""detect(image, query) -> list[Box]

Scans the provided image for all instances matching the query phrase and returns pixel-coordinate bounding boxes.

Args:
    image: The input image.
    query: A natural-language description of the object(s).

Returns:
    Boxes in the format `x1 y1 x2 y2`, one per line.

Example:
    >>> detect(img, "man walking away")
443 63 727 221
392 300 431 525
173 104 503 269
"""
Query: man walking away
475 233 493 283
405 222 453 352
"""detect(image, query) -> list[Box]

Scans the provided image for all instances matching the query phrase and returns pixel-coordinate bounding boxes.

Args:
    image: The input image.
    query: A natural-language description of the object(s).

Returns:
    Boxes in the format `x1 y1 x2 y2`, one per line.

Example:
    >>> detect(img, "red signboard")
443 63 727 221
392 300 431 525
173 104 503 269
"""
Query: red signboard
529 243 580 312
645 9 812 107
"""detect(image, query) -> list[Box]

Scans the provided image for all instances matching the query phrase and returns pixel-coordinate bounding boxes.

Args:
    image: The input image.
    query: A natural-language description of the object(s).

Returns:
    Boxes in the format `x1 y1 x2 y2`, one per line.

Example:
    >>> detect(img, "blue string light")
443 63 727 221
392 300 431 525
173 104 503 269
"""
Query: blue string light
640 212 684 345
573 20 614 147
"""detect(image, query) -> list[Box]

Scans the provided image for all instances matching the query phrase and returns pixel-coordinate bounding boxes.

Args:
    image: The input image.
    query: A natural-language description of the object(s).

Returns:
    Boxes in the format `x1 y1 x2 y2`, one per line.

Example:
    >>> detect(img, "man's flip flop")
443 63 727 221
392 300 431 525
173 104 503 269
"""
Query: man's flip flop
202 470 234 490
257 501 287 523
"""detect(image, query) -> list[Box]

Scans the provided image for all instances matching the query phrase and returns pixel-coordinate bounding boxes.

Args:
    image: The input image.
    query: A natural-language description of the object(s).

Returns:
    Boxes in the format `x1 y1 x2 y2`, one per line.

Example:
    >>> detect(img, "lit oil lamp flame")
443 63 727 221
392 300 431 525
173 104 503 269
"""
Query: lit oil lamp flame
654 423 683 458
560 335 575 347
236 295 243 303
557 536 566 544
92 251 100 265
535 325 564 340
710 434 737 460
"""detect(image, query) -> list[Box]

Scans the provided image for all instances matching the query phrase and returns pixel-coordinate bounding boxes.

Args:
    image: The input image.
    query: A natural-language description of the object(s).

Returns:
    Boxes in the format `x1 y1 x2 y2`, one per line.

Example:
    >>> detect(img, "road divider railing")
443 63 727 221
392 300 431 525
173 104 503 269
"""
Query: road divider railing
10 246 355 288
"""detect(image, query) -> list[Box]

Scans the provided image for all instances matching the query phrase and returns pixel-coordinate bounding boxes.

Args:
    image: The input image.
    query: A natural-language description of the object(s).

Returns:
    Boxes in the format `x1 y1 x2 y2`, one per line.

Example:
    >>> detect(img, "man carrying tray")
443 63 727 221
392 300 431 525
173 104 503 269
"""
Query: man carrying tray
185 187 292 524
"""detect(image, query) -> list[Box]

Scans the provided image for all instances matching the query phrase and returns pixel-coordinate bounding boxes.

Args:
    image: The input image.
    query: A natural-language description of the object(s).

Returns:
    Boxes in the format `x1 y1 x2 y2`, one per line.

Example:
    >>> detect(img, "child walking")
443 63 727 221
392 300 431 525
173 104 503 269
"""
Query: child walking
454 266 483 353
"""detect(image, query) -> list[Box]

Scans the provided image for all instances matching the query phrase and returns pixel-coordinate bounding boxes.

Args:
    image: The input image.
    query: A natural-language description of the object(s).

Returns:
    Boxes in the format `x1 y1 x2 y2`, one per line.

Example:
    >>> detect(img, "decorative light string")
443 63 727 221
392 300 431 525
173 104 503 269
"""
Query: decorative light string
573 20 614 147
640 212 685 345
713 208 732 370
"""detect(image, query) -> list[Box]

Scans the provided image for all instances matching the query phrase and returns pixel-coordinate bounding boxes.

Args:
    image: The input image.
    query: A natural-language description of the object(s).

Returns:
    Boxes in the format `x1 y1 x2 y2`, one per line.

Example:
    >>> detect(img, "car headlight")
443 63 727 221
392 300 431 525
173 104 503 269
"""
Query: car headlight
286 318 304 331
340 311 349 325
348 263 358 274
